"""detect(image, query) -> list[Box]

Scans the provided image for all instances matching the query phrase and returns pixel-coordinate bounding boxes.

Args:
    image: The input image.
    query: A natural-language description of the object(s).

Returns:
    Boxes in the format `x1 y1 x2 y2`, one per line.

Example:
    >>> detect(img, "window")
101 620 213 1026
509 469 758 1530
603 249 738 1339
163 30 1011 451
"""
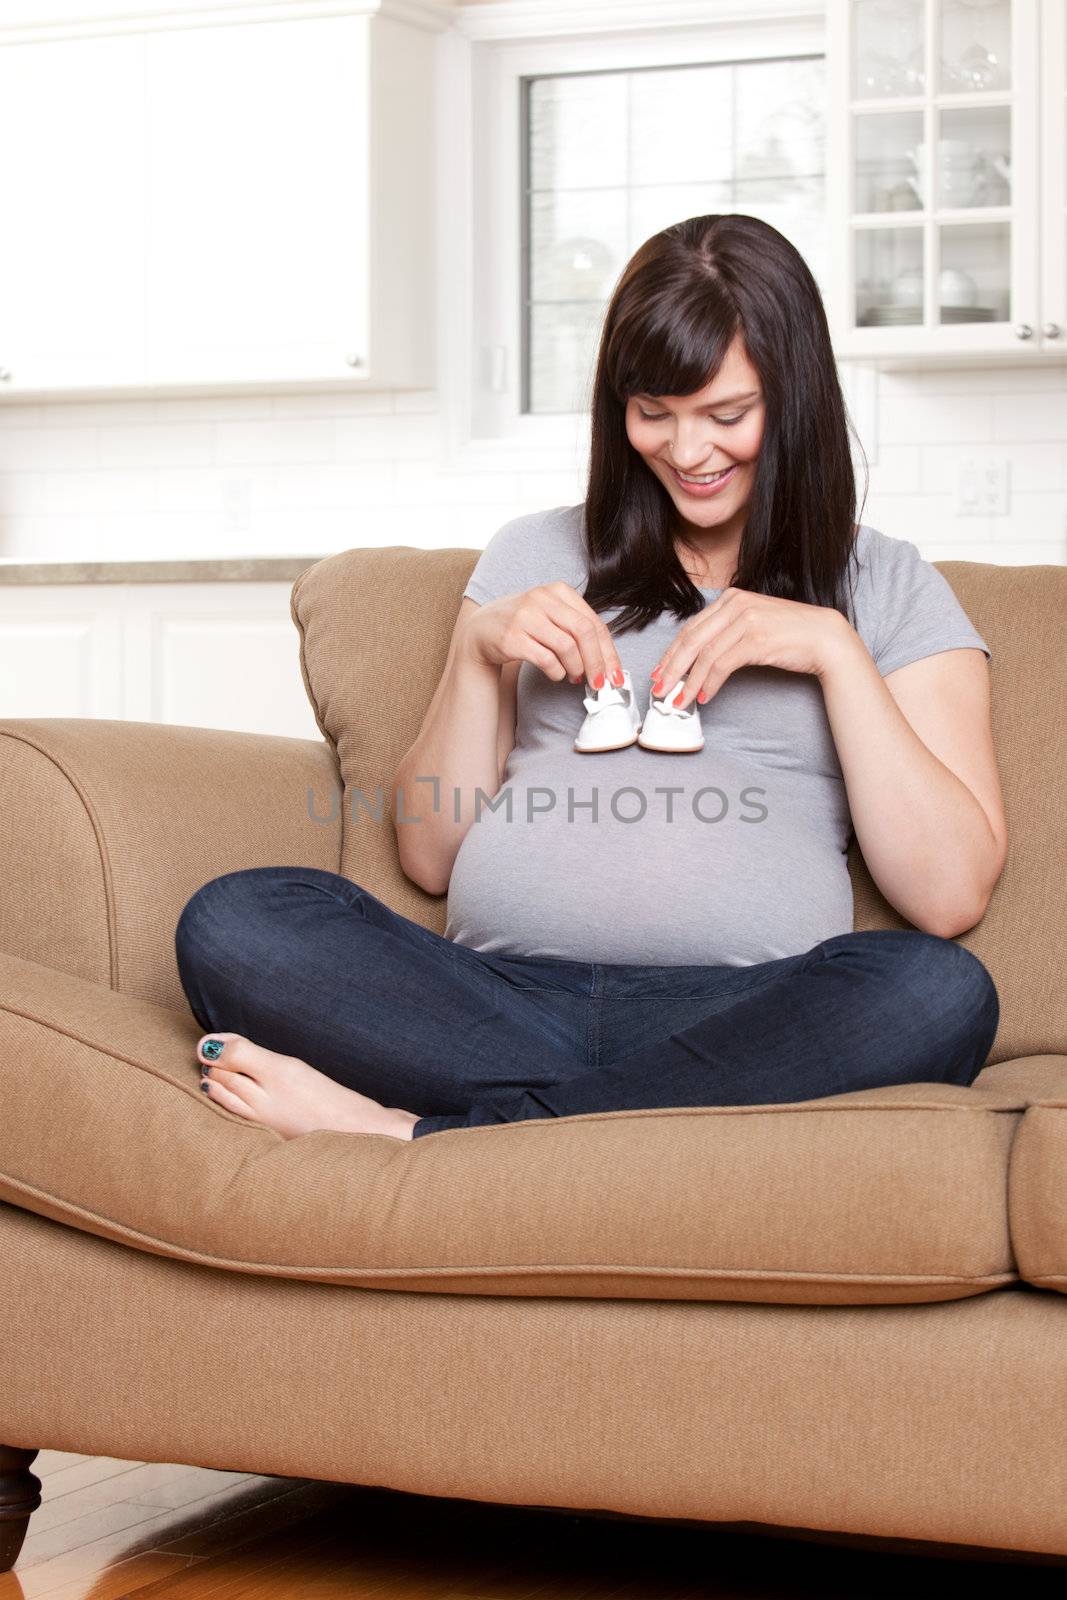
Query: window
454 10 828 452
523 55 828 414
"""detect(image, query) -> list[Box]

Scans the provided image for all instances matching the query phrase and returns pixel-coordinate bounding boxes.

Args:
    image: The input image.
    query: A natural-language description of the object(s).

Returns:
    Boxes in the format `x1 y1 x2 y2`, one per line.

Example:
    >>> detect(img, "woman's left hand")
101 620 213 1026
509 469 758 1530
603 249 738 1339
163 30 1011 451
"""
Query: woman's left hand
649 588 854 709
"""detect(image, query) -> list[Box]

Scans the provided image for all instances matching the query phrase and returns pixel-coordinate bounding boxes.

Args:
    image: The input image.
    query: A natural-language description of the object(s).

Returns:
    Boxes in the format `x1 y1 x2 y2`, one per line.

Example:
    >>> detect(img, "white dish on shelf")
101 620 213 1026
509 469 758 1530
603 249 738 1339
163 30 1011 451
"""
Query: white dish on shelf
939 267 979 307
859 304 997 326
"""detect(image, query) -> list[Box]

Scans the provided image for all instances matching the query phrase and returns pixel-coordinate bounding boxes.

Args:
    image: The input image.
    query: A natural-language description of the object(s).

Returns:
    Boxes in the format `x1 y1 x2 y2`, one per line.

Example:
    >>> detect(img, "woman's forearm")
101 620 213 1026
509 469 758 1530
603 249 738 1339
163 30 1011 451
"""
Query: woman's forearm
817 621 1001 937
393 623 504 895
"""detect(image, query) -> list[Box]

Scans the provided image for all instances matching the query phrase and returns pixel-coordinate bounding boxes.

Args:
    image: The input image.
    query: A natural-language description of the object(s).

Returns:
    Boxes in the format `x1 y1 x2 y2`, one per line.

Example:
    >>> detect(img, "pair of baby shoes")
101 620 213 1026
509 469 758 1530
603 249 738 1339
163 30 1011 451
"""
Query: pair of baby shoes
574 668 704 754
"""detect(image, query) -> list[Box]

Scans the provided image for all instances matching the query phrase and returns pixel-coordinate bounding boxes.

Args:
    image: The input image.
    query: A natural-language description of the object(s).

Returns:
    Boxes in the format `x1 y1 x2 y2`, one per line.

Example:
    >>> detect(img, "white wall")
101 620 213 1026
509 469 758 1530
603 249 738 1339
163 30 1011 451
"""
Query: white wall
0 0 1063 571
860 364 1067 565
0 362 1063 566
0 388 584 563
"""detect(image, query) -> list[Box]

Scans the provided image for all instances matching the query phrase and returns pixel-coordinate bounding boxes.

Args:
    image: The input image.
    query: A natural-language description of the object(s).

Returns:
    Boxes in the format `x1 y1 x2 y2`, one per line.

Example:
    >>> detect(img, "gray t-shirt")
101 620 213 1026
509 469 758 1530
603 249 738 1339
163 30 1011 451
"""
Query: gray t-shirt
445 501 991 968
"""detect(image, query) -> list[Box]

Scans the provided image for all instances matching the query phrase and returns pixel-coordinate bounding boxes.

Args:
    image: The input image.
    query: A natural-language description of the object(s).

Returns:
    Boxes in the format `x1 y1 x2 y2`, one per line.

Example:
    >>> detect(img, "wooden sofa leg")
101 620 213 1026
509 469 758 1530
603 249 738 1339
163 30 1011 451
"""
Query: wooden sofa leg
0 1445 42 1573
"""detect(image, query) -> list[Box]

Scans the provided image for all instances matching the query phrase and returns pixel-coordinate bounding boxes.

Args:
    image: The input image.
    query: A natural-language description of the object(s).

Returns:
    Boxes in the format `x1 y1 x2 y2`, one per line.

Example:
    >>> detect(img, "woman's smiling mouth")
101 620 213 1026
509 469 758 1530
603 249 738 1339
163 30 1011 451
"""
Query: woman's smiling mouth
665 461 739 497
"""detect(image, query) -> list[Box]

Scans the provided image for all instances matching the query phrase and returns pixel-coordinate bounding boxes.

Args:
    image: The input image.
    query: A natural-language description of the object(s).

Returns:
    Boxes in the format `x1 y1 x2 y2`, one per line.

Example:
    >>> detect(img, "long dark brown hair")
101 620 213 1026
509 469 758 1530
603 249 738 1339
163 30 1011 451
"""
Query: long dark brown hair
582 213 867 635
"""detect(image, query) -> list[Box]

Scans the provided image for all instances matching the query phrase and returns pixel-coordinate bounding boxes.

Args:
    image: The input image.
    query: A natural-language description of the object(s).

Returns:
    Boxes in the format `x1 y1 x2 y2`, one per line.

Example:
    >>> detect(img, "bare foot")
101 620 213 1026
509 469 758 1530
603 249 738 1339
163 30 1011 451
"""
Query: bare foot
195 1033 419 1141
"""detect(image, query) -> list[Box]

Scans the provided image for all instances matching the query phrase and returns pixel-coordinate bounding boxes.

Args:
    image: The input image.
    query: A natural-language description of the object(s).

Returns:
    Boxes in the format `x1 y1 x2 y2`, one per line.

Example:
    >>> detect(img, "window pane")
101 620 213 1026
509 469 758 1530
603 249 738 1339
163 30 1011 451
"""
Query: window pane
628 182 734 249
528 74 629 191
529 189 628 303
524 56 827 414
734 58 826 183
628 66 735 186
528 301 605 413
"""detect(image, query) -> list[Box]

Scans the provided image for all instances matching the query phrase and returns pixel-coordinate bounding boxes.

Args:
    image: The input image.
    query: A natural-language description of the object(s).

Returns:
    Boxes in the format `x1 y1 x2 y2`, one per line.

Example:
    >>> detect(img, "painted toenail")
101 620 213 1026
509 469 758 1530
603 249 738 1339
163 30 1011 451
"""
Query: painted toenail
200 1080 210 1092
202 1039 225 1060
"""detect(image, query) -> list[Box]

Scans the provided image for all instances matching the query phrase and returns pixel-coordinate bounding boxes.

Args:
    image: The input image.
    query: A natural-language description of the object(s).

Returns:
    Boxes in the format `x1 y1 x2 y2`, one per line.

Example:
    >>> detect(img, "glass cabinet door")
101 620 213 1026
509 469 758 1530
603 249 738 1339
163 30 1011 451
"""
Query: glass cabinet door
841 0 1040 354
1040 0 1067 345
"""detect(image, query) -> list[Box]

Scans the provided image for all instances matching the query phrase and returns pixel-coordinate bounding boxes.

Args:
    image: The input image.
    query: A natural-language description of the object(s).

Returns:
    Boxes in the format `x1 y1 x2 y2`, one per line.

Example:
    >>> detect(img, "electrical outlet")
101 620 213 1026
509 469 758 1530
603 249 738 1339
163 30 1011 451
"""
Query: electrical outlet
955 456 1010 516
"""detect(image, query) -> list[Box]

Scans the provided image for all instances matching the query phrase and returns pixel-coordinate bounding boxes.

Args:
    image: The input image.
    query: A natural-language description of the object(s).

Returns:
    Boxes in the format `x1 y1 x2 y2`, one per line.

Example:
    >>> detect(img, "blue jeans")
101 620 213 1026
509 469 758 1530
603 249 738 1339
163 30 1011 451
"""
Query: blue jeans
173 866 1000 1140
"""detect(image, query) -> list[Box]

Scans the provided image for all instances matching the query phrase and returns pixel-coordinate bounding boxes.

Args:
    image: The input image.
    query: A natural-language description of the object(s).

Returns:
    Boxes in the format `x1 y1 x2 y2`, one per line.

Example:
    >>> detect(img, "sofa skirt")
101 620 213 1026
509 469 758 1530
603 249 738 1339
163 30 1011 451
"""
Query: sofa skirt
2 1201 1066 1563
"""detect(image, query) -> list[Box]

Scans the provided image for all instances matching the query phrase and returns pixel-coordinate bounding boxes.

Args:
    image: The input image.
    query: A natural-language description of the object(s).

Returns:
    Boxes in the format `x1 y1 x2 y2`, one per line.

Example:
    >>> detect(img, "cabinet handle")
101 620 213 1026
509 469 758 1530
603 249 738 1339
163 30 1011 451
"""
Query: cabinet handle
1013 323 1034 340
1042 322 1062 340
0 368 10 381
344 353 365 368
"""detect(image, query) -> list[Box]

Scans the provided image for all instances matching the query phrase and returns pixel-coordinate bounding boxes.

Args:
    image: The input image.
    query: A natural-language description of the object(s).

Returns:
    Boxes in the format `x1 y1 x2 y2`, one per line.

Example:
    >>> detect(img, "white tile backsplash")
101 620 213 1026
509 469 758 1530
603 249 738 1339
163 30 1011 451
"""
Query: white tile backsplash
918 442 1064 496
863 443 922 499
857 363 1066 563
214 417 335 466
96 422 215 469
0 426 99 471
991 391 1067 444
877 392 996 446
0 365 1064 566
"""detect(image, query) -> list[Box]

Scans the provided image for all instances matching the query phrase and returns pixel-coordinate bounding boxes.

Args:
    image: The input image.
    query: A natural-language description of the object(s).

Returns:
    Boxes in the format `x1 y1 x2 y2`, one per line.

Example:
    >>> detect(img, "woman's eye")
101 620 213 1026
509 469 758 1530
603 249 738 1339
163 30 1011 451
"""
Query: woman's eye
636 408 747 425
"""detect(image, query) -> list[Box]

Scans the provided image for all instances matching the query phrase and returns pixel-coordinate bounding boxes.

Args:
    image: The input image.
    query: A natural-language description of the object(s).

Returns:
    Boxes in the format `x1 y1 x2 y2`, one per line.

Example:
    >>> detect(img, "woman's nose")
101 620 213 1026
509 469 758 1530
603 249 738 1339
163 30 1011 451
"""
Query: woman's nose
670 443 716 471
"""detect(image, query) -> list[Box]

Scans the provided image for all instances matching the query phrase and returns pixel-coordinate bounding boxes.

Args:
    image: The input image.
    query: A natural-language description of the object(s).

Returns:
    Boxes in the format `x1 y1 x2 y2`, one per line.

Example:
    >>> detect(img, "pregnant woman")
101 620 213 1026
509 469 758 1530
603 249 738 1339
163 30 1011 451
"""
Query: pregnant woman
175 214 1007 1142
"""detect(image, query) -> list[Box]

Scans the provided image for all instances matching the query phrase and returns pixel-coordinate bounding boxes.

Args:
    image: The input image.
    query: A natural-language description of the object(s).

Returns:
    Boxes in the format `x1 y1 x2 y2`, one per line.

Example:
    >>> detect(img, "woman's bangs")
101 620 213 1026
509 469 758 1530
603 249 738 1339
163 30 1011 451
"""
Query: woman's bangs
610 293 736 403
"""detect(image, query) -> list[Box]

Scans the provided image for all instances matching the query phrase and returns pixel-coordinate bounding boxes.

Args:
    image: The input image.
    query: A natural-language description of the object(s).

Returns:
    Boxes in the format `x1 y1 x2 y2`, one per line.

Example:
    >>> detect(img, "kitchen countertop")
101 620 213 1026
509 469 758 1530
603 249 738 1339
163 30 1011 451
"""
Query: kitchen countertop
0 556 328 584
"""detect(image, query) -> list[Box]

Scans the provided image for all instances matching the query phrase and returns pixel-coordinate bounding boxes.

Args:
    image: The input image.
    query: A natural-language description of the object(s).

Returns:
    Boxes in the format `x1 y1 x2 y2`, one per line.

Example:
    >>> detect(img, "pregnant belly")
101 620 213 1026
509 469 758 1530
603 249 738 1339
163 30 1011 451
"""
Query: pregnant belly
444 752 854 968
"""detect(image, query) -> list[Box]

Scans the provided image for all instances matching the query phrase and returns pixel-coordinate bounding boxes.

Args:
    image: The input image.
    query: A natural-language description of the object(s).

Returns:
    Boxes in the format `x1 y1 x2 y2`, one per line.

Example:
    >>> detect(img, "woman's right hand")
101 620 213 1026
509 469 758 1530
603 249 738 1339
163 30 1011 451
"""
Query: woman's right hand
460 582 626 690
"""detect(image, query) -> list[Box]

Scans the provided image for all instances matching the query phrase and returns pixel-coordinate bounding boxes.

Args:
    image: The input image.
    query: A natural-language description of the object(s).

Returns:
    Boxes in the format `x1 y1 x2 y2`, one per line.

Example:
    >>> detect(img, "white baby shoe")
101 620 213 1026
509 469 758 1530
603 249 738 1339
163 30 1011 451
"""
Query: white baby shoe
637 676 705 753
573 668 641 753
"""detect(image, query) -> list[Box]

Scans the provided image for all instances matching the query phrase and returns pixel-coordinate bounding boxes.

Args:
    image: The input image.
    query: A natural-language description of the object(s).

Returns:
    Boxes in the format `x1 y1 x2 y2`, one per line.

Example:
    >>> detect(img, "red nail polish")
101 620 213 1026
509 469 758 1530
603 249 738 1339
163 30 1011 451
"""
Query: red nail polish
697 690 707 703
673 689 684 706
612 668 624 686
594 672 605 689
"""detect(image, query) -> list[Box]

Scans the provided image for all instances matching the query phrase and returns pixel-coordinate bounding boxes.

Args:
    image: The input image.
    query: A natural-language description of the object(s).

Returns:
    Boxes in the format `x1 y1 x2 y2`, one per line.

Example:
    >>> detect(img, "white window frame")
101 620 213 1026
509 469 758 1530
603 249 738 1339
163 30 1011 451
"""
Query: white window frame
441 0 826 469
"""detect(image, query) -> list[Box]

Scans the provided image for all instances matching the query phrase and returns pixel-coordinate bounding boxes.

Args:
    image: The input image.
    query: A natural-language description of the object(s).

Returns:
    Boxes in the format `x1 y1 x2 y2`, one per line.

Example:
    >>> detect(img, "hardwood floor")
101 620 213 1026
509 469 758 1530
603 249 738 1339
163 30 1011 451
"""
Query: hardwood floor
2 1451 1065 1600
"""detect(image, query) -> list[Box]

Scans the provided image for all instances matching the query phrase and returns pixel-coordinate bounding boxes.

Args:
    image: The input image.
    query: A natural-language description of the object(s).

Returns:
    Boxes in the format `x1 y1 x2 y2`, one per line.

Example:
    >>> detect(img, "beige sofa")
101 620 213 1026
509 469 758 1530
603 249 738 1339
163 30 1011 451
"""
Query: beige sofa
2 545 1066 1574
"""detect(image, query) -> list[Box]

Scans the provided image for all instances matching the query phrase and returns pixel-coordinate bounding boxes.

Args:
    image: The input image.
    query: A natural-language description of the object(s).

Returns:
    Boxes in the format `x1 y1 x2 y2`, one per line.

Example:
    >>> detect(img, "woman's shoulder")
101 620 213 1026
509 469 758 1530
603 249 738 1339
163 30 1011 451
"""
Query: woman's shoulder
848 521 956 606
852 520 924 567
846 522 992 675
499 500 585 542
462 502 588 607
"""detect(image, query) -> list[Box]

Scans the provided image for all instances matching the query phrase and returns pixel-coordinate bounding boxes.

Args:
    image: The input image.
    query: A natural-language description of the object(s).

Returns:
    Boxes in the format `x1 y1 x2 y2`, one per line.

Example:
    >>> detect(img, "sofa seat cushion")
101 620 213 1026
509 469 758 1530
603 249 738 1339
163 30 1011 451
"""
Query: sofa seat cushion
0 952 1051 1308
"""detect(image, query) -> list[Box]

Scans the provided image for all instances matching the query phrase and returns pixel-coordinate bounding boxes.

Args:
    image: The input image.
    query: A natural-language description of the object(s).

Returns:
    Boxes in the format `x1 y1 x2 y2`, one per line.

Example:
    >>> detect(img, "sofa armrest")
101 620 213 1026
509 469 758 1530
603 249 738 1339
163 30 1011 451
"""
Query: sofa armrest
0 718 342 1013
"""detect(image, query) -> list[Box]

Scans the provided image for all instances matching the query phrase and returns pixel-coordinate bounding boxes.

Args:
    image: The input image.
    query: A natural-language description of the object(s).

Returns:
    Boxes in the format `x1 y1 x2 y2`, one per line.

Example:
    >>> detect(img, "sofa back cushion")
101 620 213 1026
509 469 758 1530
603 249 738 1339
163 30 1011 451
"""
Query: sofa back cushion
291 548 1067 1066
848 558 1066 1066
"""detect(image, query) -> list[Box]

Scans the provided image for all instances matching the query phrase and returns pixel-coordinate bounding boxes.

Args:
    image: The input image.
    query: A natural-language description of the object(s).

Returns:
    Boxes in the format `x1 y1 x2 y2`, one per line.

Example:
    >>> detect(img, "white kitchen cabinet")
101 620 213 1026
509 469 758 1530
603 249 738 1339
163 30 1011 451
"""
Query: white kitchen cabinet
1040 0 1067 344
0 0 445 401
827 0 1065 364
0 31 148 389
0 575 322 739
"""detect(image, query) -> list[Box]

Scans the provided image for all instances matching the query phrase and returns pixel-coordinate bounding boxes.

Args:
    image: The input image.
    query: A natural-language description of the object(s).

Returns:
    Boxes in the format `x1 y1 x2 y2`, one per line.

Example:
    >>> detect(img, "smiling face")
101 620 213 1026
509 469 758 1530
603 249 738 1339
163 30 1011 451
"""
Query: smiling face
624 334 766 550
